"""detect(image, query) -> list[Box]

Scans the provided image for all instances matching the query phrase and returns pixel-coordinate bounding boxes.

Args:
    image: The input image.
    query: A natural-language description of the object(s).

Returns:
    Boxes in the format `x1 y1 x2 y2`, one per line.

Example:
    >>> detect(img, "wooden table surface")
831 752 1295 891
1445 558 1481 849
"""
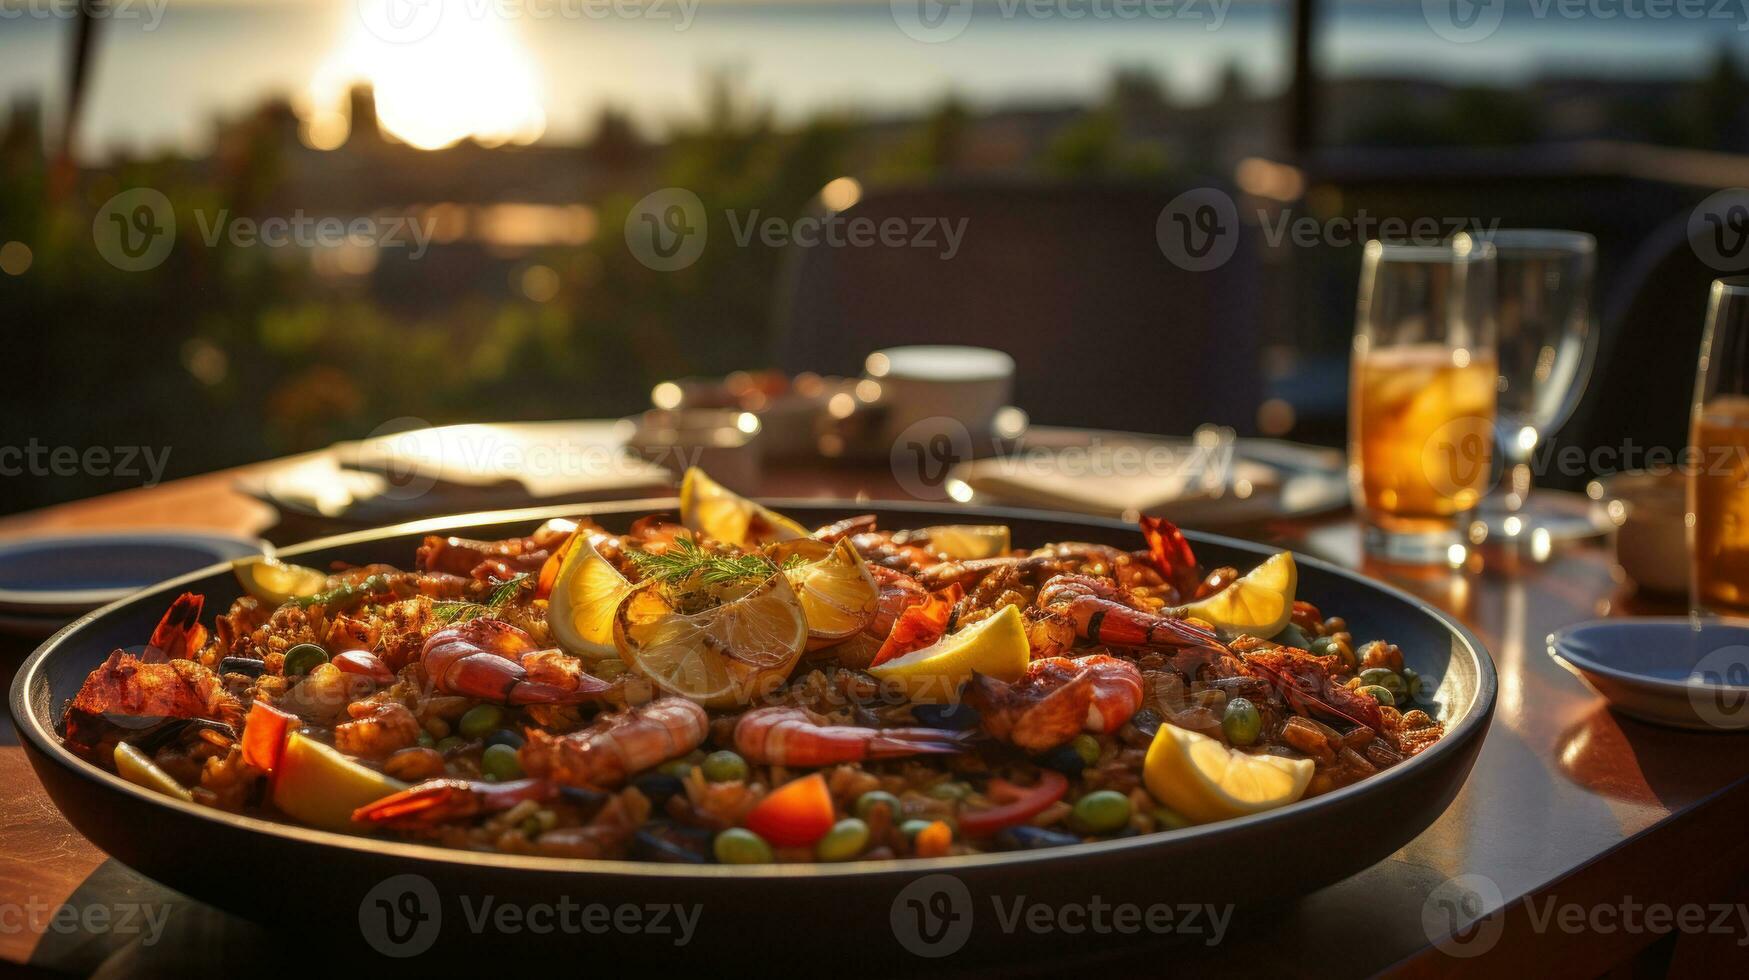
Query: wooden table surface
3 457 1747 977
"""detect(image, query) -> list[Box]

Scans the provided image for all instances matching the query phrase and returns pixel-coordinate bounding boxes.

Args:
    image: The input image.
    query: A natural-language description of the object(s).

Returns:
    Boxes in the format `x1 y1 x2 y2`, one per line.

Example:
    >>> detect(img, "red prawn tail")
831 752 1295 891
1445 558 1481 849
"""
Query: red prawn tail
146 593 206 662
866 729 974 759
354 779 478 825
1140 516 1201 598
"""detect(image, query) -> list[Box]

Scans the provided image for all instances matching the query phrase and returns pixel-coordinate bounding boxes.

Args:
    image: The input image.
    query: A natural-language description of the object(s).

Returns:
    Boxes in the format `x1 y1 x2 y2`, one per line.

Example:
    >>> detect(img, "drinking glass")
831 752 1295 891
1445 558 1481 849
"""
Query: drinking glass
1689 278 1749 615
1470 229 1600 542
1349 239 1498 563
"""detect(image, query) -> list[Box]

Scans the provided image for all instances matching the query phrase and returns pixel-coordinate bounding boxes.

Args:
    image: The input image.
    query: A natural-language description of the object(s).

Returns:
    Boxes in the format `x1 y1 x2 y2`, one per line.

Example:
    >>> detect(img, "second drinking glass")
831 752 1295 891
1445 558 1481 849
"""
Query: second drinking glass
1349 238 1499 564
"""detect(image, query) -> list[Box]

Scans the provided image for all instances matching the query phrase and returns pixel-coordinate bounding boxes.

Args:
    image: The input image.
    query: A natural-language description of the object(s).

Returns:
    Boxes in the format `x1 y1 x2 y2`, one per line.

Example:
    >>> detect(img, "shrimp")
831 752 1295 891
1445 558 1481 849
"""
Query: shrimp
62 649 244 757
1035 574 1227 655
421 619 613 705
354 777 559 827
519 698 709 788
964 655 1144 752
732 706 971 766
143 592 208 663
333 700 421 758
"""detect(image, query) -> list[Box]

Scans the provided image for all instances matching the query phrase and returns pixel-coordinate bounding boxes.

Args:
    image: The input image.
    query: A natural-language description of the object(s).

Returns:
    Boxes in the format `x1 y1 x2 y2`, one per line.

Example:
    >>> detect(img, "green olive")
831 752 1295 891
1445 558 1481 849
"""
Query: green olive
816 818 871 862
1222 697 1263 746
1357 684 1396 706
281 643 328 676
1401 666 1424 702
855 790 902 821
1071 790 1132 835
1070 734 1102 768
714 827 774 864
1358 668 1407 700
701 750 749 783
481 742 523 780
899 819 934 840
1151 806 1191 831
458 704 505 739
926 781 970 801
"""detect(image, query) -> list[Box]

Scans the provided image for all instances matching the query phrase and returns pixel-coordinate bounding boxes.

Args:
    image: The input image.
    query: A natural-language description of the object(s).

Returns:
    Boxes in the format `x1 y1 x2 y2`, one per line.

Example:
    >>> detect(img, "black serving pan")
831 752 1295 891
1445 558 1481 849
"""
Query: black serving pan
11 501 1495 970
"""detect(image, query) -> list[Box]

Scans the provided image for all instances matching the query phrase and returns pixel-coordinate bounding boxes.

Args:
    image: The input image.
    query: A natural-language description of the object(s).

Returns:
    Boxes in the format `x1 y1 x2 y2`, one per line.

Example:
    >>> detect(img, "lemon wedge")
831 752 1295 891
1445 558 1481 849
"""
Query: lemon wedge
867 604 1030 703
679 467 809 549
114 742 194 802
271 732 408 833
1171 551 1297 639
1143 722 1314 824
547 536 635 662
781 538 880 647
614 571 808 708
232 557 328 605
910 525 1010 561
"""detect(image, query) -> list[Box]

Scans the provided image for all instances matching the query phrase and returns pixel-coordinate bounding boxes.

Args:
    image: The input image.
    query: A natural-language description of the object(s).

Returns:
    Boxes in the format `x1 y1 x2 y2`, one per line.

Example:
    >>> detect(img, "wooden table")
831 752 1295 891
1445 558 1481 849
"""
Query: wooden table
3 459 1747 977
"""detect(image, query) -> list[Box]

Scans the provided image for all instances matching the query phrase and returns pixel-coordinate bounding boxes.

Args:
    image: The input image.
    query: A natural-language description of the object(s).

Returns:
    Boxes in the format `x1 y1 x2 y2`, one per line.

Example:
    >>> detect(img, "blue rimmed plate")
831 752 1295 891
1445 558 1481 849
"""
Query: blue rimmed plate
1548 618 1749 731
0 530 264 618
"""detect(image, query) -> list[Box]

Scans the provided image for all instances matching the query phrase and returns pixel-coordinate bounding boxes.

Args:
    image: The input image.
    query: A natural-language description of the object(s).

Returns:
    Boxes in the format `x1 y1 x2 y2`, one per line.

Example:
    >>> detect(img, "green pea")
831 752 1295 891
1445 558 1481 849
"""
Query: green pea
1357 684 1396 706
658 760 694 778
1071 790 1132 835
1401 667 1424 702
714 828 774 864
281 643 328 676
701 750 749 783
1359 668 1407 700
1222 697 1263 746
458 704 506 739
855 790 902 821
1151 806 1191 831
434 735 465 754
481 742 523 780
927 781 970 801
899 819 934 840
816 818 871 862
1070 734 1102 768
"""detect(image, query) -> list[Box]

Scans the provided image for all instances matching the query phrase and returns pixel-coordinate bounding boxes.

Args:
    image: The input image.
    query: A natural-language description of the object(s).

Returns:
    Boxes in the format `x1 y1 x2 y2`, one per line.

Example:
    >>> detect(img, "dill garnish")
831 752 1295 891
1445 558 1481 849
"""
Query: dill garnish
624 537 801 588
430 572 533 624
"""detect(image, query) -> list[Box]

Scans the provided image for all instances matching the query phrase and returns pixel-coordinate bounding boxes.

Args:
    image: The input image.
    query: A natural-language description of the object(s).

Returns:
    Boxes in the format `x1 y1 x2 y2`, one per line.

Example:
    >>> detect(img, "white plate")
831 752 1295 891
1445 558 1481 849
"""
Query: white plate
0 530 263 616
1548 617 1749 731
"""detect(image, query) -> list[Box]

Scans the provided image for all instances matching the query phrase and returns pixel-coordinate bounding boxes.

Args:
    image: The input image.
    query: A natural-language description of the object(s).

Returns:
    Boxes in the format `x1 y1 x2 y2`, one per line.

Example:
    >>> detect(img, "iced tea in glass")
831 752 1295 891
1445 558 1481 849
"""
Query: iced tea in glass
1690 278 1749 614
1349 239 1498 563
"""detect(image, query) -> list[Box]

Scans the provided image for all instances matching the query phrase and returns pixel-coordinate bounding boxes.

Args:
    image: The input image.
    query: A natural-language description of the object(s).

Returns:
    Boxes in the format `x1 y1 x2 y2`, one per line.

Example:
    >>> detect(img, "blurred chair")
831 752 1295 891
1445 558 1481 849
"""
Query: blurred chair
1563 209 1720 476
771 180 1264 435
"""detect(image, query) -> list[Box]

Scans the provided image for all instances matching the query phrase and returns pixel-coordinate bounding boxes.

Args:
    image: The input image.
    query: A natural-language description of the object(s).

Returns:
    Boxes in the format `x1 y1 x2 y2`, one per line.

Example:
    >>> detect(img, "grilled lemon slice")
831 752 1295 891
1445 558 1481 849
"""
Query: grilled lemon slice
776 538 880 647
614 572 808 708
679 467 809 549
547 536 635 662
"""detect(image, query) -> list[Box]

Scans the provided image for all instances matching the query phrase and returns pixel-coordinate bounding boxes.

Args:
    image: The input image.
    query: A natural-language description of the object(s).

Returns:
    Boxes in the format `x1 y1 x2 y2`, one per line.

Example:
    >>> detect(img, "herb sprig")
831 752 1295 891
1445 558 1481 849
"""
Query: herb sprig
430 572 533 624
624 537 801 588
